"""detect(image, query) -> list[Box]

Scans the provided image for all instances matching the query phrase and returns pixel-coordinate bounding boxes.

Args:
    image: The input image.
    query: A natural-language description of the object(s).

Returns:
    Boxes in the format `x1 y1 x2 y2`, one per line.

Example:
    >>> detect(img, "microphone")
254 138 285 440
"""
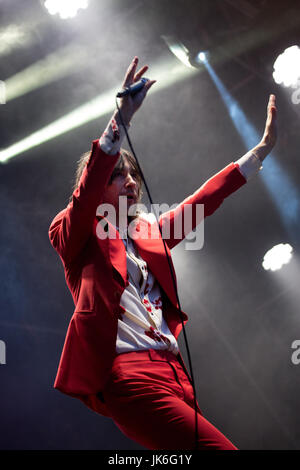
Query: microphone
116 77 149 98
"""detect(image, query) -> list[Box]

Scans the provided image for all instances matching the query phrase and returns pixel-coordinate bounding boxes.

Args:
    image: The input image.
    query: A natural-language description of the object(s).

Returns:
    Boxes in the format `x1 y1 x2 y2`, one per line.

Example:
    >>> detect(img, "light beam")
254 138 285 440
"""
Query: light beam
0 59 198 163
203 60 300 240
5 44 91 102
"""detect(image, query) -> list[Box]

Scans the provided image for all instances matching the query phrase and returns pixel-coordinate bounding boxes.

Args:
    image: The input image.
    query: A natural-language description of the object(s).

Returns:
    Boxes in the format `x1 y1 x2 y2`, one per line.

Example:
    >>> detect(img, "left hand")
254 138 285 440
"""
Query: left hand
252 94 277 162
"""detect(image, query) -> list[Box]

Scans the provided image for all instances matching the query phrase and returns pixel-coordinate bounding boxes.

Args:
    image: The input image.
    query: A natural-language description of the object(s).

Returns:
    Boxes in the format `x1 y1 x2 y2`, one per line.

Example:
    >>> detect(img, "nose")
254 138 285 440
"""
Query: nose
124 172 136 189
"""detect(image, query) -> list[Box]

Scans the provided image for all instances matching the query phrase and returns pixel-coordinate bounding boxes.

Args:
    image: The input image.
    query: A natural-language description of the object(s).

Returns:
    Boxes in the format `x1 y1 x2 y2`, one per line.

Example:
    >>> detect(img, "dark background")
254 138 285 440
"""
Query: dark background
0 0 300 450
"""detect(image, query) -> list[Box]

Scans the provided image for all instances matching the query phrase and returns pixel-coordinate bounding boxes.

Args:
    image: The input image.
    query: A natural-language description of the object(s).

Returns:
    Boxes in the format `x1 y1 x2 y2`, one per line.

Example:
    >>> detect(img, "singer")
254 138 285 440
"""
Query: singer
49 57 277 450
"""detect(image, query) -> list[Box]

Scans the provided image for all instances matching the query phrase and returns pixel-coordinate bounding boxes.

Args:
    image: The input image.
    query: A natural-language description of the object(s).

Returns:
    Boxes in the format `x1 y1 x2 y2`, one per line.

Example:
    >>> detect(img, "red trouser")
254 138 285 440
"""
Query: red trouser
102 349 237 450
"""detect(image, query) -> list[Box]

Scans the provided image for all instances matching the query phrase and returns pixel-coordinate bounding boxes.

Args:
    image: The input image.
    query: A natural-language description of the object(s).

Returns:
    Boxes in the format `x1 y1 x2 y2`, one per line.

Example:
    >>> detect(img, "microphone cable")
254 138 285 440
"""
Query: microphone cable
115 96 199 451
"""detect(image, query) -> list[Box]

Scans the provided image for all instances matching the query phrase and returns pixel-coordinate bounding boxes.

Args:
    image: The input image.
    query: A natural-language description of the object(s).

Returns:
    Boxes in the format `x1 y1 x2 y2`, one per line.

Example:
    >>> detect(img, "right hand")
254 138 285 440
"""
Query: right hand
252 94 277 162
117 57 156 124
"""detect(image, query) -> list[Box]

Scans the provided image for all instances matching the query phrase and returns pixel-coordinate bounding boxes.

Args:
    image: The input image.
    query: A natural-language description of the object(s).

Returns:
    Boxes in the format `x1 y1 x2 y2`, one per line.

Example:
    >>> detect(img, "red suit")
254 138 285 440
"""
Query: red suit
49 139 246 422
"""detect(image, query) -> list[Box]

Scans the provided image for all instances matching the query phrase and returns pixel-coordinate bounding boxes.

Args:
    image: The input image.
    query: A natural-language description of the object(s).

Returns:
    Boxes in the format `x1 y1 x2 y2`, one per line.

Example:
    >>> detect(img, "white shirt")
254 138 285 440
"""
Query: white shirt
116 235 179 354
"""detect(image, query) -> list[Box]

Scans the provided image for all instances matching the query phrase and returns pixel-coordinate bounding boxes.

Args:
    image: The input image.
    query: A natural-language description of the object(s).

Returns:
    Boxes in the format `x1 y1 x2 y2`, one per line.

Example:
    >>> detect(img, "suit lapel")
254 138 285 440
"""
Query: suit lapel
109 225 127 285
94 216 127 286
94 216 178 306
133 219 178 307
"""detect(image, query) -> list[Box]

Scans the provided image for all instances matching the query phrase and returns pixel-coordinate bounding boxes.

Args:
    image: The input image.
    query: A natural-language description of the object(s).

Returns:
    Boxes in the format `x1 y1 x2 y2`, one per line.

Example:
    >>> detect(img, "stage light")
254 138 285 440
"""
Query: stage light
273 45 300 88
161 36 196 69
195 51 209 64
262 243 293 272
43 0 89 19
162 36 210 70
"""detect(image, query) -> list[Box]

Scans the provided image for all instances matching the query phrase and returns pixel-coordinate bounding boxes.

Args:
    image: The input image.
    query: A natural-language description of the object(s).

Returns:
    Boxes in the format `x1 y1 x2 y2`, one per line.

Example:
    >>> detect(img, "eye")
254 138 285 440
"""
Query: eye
112 170 124 179
109 170 124 184
130 171 138 180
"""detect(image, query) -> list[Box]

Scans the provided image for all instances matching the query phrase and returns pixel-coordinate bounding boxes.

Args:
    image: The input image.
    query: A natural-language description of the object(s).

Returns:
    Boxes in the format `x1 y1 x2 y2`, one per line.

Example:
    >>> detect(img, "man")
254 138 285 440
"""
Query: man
49 57 277 449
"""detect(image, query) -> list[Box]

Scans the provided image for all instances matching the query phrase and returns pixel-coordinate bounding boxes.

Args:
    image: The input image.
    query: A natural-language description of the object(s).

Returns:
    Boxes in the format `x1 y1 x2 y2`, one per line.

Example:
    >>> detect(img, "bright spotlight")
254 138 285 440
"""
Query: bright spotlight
161 35 196 69
44 0 89 19
262 243 293 272
195 51 209 64
162 36 210 69
273 45 300 87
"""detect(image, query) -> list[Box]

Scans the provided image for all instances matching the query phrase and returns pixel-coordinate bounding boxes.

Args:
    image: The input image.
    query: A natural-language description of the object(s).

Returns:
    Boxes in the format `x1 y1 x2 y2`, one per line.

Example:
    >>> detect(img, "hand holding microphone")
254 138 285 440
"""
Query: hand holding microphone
117 77 150 98
116 57 156 124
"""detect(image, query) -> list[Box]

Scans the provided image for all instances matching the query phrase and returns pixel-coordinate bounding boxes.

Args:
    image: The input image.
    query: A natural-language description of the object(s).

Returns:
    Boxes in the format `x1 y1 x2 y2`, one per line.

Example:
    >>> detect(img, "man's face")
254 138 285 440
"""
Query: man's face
103 157 140 218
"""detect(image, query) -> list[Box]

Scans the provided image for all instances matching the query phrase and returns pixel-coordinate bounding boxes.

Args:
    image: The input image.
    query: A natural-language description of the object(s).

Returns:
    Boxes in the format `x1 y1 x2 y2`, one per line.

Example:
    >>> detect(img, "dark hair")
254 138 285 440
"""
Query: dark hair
69 148 143 203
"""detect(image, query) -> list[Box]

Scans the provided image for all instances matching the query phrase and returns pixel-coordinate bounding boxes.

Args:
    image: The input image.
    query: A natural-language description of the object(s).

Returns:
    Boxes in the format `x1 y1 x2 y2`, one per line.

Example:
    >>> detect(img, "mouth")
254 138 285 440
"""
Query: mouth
126 194 136 202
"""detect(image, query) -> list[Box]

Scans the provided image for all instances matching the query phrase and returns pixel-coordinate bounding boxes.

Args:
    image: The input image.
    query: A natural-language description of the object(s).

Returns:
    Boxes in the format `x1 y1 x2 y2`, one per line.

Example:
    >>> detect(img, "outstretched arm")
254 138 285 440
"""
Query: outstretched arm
159 94 278 249
49 57 155 265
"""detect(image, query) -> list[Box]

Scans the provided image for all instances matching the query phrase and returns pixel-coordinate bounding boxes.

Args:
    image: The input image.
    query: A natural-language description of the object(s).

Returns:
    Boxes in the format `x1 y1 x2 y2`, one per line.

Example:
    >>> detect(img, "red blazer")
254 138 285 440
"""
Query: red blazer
49 140 246 417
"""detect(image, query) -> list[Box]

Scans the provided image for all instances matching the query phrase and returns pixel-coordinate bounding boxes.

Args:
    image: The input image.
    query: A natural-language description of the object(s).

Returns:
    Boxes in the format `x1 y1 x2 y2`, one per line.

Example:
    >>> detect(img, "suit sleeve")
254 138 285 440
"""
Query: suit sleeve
49 140 119 265
159 162 247 249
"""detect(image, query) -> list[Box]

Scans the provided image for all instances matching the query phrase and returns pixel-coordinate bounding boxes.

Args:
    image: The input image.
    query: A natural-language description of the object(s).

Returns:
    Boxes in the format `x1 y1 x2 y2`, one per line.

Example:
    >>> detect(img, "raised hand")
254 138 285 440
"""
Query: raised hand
253 94 277 162
261 94 277 151
117 57 156 124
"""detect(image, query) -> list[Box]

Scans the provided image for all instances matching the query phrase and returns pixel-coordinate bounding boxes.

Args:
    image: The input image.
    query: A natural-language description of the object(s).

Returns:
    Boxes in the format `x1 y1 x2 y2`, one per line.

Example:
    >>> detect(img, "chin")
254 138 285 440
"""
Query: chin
127 198 137 206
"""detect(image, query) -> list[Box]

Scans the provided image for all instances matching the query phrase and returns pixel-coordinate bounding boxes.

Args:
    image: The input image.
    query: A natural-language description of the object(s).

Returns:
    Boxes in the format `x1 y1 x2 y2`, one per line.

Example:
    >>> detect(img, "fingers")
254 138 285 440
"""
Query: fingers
134 64 156 96
262 94 277 148
120 57 156 114
265 94 277 129
137 80 156 102
123 57 155 89
134 65 148 83
268 94 277 115
122 57 139 88
268 94 276 106
144 80 156 92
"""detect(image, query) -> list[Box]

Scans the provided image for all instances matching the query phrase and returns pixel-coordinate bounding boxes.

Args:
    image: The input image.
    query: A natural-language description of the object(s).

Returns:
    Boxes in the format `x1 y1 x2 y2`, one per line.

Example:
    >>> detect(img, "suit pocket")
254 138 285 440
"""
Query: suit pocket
74 284 95 313
75 310 96 316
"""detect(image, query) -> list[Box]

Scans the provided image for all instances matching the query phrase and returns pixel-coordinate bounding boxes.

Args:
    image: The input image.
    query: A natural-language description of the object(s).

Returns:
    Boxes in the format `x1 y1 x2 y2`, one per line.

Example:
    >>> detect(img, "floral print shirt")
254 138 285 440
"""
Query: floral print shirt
116 235 179 355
